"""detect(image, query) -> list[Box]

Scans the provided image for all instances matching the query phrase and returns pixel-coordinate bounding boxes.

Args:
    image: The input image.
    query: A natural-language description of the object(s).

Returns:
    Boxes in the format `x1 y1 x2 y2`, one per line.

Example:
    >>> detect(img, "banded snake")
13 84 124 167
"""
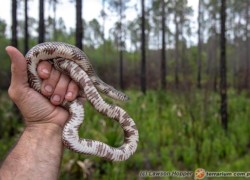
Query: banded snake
25 42 138 161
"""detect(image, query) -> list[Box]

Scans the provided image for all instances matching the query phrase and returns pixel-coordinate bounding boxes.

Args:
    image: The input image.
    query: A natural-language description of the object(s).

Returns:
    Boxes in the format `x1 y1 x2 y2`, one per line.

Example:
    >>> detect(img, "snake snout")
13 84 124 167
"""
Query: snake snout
52 57 68 72
53 57 66 64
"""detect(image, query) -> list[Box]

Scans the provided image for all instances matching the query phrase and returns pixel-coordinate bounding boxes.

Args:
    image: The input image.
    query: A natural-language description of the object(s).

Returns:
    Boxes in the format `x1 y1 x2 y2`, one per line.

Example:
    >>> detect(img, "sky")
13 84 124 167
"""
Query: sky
0 1 105 35
0 0 198 44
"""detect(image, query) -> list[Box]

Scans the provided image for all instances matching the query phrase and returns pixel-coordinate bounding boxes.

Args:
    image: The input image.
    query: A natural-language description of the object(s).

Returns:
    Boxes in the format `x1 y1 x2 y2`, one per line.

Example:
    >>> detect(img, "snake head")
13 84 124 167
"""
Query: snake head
47 59 55 64
52 57 71 75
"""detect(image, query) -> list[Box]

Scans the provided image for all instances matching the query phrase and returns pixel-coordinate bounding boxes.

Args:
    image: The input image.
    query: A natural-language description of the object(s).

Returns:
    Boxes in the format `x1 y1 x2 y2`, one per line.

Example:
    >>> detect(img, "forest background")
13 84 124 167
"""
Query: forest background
0 0 250 179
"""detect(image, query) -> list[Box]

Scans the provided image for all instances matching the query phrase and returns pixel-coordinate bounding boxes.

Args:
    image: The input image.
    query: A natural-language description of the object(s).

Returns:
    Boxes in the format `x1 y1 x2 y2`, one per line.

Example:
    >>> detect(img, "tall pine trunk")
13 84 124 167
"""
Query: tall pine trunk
38 0 45 43
211 12 218 92
102 0 106 62
11 0 18 47
119 0 124 90
76 0 83 49
174 12 180 89
24 0 29 53
244 0 250 89
161 0 166 90
220 0 228 130
197 0 202 89
141 0 146 94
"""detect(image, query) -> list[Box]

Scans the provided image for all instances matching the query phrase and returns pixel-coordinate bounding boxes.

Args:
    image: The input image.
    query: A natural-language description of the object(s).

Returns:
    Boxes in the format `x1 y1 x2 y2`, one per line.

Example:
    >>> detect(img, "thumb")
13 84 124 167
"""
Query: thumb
6 46 29 88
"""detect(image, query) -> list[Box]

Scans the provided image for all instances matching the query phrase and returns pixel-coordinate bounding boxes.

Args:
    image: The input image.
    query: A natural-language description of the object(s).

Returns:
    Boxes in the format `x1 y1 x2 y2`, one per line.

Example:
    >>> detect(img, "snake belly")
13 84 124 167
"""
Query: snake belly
25 42 139 161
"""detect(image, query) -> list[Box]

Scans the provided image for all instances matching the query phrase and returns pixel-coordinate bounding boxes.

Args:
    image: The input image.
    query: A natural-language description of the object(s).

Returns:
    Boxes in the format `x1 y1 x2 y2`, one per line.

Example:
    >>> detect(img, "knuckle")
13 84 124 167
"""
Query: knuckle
8 86 18 101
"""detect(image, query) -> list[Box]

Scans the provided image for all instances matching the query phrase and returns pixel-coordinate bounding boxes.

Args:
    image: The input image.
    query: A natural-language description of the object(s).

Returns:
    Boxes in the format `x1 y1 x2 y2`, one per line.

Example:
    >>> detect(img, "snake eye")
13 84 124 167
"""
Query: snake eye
53 57 67 65
47 59 54 64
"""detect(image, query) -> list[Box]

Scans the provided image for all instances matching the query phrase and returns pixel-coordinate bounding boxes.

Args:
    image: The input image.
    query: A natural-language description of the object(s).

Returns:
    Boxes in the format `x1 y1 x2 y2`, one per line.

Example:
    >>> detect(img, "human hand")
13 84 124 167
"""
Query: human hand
6 46 79 128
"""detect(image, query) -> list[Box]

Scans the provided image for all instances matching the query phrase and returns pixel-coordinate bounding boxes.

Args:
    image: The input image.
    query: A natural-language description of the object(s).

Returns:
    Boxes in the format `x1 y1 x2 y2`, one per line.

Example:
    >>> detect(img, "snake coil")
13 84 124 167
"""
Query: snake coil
25 42 138 161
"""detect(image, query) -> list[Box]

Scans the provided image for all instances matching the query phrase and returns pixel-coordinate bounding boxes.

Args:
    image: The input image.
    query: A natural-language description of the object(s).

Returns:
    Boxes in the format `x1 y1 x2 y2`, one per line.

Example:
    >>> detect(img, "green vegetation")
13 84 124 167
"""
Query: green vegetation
0 0 249 178
1 89 250 179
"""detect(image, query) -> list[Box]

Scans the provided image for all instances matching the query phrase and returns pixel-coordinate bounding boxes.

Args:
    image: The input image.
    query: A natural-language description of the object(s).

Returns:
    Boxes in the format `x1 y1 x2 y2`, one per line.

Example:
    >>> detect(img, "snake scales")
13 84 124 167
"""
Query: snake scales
25 42 138 161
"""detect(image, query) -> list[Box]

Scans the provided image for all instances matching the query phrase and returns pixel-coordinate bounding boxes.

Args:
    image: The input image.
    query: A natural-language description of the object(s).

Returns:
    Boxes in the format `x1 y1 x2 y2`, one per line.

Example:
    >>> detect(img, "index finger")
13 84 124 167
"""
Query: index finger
37 61 52 79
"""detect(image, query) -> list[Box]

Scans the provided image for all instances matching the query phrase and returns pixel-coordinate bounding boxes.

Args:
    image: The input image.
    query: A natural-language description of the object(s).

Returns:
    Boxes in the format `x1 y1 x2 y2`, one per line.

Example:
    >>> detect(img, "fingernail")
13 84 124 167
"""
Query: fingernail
53 95 61 102
45 85 53 93
42 68 49 74
5 46 13 58
66 92 73 98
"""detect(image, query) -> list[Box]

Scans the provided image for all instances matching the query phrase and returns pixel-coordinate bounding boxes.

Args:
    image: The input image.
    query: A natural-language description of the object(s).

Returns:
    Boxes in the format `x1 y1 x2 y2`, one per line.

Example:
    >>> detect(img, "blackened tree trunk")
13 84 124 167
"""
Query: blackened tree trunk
220 0 228 130
141 0 146 94
244 0 250 89
11 0 18 47
161 0 166 90
24 0 29 53
38 0 45 43
119 0 124 90
197 0 203 89
174 12 180 89
101 0 106 62
209 10 219 92
76 0 83 49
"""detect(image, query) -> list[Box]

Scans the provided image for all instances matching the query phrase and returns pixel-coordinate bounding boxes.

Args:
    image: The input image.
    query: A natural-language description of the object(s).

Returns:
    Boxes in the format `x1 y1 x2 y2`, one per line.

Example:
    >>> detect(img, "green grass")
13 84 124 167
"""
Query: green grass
1 89 250 179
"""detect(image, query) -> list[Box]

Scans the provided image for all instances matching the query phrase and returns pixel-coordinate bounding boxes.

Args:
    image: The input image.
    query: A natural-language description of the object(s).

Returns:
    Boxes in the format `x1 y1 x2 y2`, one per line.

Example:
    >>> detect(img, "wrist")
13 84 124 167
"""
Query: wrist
0 123 64 179
14 123 64 159
25 123 63 136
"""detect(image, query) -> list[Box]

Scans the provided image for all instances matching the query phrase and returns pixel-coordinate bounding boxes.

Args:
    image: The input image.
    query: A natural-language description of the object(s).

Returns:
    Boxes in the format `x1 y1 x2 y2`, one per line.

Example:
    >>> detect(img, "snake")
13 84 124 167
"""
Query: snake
25 42 138 161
